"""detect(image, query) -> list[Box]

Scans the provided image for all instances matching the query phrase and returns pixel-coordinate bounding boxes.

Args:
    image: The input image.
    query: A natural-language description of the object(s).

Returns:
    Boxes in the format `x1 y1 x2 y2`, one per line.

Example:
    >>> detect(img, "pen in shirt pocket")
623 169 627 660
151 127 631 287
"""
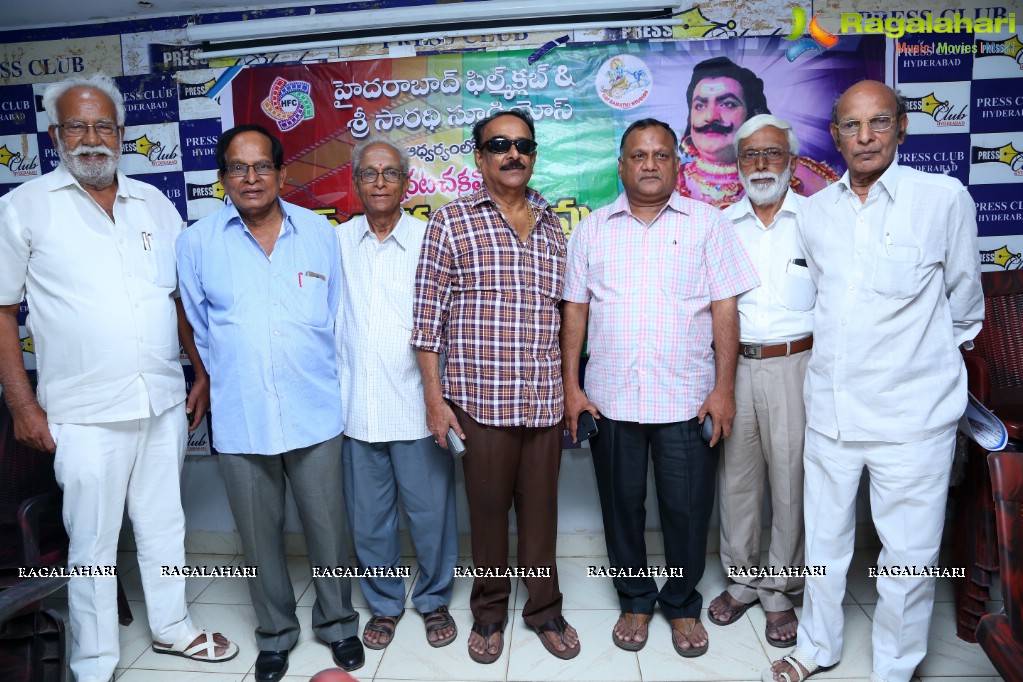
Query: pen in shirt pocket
298 271 325 287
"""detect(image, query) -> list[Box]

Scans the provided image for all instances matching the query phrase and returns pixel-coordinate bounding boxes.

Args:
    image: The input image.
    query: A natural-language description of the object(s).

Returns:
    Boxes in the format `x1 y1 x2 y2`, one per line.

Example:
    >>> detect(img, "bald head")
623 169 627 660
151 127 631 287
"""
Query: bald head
830 80 907 189
831 80 904 127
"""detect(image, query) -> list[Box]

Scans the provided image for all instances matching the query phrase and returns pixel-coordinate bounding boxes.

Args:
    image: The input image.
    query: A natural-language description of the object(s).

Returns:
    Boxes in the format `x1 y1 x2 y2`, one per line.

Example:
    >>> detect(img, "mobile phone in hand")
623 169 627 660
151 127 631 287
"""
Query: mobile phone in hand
446 427 467 459
701 415 714 443
577 411 599 441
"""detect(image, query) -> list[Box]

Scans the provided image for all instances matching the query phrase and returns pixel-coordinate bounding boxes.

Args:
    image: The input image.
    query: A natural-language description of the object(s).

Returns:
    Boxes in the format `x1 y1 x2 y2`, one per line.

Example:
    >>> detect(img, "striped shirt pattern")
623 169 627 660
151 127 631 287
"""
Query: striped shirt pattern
411 186 566 427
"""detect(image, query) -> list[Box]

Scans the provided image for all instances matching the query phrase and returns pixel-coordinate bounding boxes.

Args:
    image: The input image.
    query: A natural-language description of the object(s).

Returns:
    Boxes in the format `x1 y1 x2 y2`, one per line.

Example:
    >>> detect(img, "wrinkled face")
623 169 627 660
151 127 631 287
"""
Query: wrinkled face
689 77 747 163
831 81 906 184
50 86 123 188
219 131 285 218
618 125 680 206
353 143 408 219
737 125 796 207
473 114 535 194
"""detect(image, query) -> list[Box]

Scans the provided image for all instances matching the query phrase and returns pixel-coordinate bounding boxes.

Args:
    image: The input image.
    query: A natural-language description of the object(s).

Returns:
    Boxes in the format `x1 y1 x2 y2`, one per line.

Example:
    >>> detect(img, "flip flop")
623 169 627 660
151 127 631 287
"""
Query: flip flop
707 591 759 626
612 612 651 651
531 615 580 660
152 629 239 662
423 605 457 648
765 609 799 648
669 617 709 658
362 612 403 650
468 620 504 664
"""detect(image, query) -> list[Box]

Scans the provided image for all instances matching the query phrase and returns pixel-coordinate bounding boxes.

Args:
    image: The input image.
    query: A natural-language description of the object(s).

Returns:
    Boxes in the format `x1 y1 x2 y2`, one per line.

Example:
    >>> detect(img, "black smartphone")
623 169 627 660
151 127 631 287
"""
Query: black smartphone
577 411 599 441
701 415 714 443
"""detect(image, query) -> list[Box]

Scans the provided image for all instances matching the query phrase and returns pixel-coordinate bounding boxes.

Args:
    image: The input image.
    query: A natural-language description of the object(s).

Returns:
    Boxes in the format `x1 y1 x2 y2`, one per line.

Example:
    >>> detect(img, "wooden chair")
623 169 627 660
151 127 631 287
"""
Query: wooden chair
976 451 1023 681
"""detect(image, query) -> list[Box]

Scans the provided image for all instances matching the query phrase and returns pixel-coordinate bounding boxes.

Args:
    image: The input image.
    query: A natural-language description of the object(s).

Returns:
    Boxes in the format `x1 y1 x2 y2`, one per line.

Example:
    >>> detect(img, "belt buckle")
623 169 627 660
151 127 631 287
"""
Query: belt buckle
743 344 761 359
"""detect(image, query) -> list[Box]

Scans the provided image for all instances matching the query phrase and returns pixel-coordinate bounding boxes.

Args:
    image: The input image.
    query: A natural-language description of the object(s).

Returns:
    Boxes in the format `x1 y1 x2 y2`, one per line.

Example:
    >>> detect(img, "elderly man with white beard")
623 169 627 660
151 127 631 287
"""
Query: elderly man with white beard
708 114 815 649
0 72 236 682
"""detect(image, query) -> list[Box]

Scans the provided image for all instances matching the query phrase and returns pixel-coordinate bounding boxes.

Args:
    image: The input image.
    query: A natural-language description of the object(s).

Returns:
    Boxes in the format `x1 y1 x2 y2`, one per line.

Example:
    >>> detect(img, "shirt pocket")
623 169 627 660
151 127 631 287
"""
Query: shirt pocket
284 271 330 327
141 229 178 289
779 262 816 311
870 244 922 299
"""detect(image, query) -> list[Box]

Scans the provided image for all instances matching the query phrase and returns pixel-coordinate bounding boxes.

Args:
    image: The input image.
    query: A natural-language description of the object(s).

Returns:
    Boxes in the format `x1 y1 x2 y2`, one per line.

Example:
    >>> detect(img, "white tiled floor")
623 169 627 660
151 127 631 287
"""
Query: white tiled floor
40 548 1001 682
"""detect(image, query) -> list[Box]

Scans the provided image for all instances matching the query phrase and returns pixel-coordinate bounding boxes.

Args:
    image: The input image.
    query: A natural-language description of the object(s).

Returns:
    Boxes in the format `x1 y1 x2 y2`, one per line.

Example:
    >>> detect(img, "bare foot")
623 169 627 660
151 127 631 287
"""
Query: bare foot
670 618 708 655
708 591 756 624
613 613 650 647
541 622 579 652
467 629 501 657
768 656 810 681
765 609 798 646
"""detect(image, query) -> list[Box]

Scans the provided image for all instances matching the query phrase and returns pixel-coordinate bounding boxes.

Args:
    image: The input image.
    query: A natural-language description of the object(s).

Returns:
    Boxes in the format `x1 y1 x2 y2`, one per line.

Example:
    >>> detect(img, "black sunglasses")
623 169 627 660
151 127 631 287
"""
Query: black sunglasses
482 136 538 155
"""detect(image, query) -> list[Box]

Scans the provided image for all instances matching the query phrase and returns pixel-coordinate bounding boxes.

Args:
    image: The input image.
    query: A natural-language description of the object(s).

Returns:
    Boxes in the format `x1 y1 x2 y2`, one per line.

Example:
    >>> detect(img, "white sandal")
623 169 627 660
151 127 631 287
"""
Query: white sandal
761 648 820 682
152 629 239 662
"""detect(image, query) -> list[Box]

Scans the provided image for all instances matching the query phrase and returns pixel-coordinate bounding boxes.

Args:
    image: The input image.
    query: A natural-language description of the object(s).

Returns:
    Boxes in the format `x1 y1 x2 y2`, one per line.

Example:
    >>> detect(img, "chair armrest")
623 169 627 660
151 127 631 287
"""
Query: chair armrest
18 491 63 566
963 352 991 405
0 575 69 622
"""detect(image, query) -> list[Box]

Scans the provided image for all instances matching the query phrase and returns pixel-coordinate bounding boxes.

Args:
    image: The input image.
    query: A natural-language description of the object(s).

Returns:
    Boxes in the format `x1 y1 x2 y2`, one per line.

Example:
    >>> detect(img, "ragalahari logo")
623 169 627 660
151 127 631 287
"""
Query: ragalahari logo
784 8 839 62
262 77 315 132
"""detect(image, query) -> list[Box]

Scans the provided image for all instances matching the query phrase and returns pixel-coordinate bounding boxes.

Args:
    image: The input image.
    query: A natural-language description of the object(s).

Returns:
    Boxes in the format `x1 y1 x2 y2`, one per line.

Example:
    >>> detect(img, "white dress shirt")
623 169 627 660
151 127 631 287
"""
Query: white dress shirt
0 166 185 423
336 212 431 442
725 191 814 344
798 162 984 443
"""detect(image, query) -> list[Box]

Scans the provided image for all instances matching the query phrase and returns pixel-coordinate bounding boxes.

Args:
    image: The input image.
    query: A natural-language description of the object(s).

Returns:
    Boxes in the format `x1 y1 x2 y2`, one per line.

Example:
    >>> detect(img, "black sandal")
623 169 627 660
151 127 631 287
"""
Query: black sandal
530 615 580 660
361 613 402 650
423 605 457 648
468 620 504 664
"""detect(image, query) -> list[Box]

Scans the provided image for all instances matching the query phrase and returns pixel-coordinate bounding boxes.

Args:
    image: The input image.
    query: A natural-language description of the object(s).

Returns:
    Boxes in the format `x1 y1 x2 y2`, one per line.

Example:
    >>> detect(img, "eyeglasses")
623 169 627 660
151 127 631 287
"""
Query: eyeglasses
738 148 791 164
224 162 278 177
356 168 404 184
482 137 538 155
56 121 119 138
834 115 896 136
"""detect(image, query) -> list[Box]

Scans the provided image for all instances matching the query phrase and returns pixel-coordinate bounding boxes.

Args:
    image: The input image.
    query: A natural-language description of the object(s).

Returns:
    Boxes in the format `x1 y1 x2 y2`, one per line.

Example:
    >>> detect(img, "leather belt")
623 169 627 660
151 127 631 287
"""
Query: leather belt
739 335 813 360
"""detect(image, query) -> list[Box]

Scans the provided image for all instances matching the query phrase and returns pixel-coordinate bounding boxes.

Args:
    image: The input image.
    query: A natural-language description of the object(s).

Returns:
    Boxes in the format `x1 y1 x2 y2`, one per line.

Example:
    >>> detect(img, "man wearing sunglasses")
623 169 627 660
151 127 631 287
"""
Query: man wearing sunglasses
412 109 580 664
177 124 363 682
763 81 983 682
335 138 458 651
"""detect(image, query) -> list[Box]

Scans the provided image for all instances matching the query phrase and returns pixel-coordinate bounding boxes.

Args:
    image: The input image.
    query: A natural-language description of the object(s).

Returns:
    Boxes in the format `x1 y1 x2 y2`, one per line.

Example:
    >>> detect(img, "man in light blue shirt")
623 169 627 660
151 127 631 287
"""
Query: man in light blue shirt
176 124 363 682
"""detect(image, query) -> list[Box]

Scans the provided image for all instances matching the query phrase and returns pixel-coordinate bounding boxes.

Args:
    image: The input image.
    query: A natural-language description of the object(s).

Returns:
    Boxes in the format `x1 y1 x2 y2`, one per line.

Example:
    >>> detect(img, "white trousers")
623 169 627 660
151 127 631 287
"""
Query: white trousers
797 425 955 682
50 404 195 682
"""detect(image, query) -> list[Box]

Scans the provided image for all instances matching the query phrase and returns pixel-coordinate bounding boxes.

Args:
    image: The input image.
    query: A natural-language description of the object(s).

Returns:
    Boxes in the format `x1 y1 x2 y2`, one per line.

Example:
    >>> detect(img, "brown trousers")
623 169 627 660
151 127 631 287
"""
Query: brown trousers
451 403 564 628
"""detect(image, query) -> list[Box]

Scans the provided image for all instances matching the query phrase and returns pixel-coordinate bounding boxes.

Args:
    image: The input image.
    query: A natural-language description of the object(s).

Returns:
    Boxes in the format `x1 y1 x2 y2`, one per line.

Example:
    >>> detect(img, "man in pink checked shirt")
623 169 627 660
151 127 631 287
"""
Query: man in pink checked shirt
561 118 759 659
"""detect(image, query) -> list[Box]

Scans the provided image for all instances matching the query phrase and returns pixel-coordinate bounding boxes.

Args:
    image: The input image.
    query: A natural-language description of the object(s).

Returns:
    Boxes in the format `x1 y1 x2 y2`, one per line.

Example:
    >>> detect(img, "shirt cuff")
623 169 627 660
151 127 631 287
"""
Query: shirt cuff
410 328 444 353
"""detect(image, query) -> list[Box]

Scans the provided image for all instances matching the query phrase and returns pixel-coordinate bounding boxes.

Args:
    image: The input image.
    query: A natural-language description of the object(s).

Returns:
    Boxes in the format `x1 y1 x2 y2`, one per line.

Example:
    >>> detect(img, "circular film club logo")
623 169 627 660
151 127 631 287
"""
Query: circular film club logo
596 55 652 110
262 77 315 132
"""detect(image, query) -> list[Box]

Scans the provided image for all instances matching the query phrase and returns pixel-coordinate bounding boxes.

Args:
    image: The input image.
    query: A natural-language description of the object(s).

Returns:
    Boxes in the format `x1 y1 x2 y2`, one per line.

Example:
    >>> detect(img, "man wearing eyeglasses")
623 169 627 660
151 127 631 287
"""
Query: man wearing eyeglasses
176 124 363 682
710 115 812 649
763 81 983 682
334 138 457 651
412 109 580 664
561 118 758 658
0 73 238 682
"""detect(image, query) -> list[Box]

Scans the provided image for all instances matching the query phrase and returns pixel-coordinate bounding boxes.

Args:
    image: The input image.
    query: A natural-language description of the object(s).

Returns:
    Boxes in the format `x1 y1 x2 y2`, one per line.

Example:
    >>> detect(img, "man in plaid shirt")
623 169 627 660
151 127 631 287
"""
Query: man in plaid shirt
412 109 580 664
561 118 758 658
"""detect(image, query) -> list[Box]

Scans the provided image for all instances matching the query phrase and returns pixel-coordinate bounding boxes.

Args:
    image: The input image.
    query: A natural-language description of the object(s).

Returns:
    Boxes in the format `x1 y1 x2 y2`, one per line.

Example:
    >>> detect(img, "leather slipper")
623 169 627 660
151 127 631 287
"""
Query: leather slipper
708 591 759 626
531 615 580 660
468 620 504 664
612 612 651 651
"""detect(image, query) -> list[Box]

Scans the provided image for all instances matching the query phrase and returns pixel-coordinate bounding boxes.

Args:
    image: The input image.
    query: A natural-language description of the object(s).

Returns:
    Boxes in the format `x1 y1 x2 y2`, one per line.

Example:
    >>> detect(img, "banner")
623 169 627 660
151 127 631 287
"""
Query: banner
225 36 888 235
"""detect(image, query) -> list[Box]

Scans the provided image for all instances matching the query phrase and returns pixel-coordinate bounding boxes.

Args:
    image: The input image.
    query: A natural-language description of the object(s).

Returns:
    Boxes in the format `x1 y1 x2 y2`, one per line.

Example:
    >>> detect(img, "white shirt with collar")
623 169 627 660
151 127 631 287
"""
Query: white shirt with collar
797 162 984 443
0 165 185 423
335 212 430 442
725 190 814 344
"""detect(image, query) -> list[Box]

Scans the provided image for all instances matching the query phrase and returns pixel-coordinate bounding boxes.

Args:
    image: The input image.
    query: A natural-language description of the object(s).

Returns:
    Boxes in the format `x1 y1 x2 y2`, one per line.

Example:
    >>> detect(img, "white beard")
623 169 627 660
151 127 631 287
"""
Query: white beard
57 136 120 188
741 165 792 207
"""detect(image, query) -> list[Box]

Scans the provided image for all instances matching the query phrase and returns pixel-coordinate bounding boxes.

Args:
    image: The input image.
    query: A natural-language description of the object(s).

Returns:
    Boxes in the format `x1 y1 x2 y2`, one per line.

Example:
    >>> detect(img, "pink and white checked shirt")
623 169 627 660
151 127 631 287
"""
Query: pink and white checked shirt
411 186 566 428
563 191 759 424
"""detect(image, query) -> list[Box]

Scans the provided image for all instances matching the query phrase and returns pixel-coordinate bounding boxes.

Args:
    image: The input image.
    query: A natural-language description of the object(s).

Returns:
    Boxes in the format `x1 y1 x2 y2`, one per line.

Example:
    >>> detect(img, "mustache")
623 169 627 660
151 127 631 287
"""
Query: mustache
694 121 734 135
500 160 527 170
69 144 116 158
746 171 780 183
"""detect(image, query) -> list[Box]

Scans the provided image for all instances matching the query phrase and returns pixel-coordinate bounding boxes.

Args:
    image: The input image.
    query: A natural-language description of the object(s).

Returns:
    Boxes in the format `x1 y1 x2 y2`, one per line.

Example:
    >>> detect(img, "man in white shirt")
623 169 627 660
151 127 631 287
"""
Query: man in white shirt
711 115 813 649
763 81 983 682
335 139 457 651
0 73 236 682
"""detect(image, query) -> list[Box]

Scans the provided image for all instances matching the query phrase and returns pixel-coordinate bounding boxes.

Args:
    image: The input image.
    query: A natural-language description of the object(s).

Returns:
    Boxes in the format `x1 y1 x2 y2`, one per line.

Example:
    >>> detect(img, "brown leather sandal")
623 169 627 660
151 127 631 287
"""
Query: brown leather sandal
531 614 580 660
612 612 652 651
362 613 402 650
423 605 457 648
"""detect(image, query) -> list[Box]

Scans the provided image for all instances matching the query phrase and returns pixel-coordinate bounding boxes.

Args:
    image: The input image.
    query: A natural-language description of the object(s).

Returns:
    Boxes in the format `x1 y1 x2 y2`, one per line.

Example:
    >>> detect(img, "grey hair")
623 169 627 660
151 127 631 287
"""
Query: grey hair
351 137 410 176
733 114 800 156
42 72 125 126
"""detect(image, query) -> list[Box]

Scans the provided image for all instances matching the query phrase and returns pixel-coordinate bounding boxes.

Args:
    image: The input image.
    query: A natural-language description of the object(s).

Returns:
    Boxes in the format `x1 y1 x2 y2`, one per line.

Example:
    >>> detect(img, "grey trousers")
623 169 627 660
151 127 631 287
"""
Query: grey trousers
342 435 457 616
719 350 809 611
219 433 357 650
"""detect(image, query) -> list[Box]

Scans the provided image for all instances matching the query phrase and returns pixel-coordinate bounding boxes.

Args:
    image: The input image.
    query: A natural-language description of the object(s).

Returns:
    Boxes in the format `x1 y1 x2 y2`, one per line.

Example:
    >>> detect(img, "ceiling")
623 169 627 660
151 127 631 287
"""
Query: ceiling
4 0 380 30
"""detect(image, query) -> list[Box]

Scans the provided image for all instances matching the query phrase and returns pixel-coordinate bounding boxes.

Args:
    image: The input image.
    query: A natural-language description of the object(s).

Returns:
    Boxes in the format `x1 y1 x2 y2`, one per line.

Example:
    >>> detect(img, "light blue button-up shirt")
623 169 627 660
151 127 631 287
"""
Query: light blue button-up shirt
176 199 344 455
